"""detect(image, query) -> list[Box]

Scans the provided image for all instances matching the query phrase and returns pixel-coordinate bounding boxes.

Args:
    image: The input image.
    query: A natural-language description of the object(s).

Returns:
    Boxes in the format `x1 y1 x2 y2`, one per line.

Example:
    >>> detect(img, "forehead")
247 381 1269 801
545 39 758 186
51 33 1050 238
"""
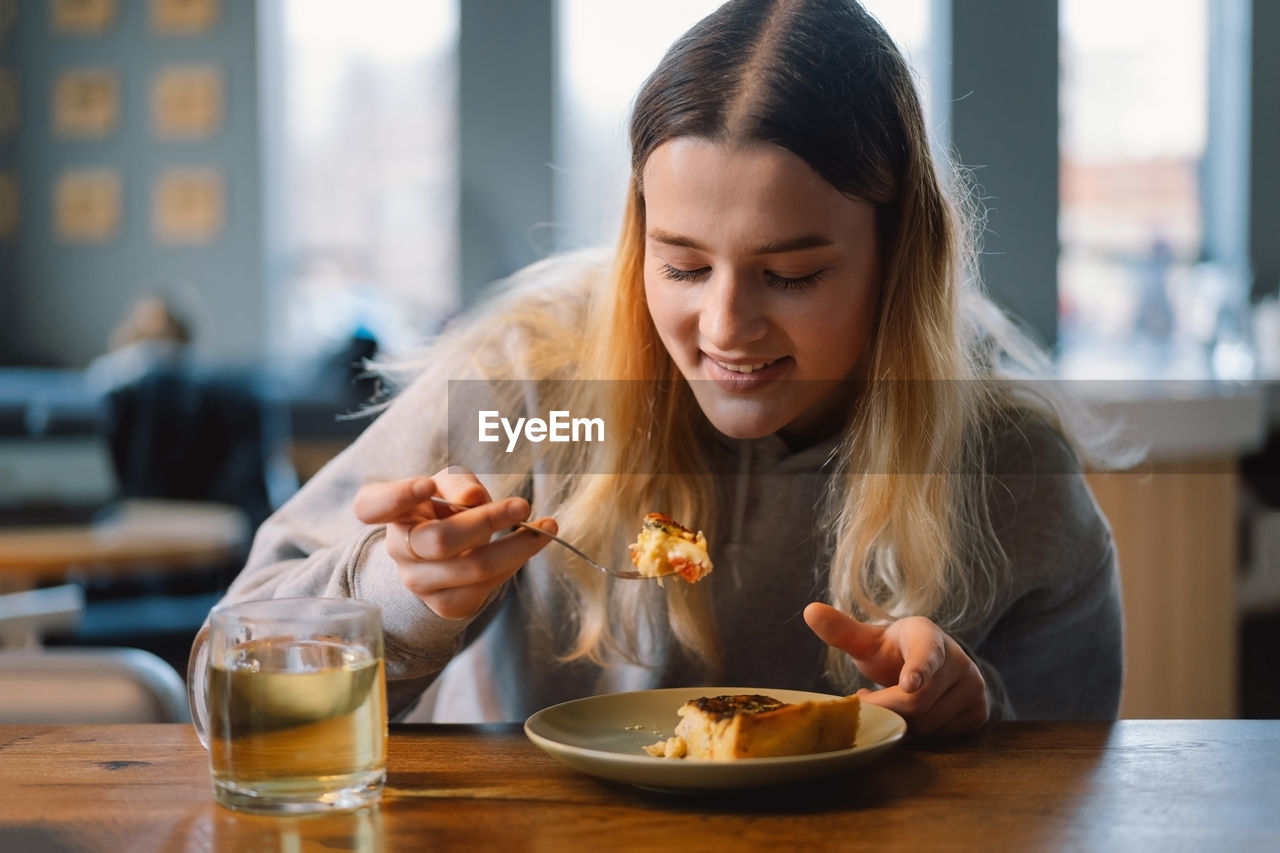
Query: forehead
641 138 872 244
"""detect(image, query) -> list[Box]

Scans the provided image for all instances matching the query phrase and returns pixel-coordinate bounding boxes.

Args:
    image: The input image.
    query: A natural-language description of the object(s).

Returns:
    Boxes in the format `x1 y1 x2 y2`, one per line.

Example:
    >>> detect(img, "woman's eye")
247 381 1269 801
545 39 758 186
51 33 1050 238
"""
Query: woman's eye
658 262 708 282
657 262 826 289
765 270 826 290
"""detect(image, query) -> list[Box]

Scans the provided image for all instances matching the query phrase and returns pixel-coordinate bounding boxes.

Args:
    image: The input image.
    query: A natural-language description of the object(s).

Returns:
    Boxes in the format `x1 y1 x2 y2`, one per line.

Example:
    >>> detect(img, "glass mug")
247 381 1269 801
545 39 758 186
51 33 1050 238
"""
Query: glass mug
187 597 388 815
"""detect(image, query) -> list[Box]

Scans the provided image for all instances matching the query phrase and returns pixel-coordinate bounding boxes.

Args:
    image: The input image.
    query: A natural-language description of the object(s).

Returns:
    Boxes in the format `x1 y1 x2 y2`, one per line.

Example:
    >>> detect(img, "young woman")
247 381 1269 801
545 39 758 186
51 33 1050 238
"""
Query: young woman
221 0 1122 736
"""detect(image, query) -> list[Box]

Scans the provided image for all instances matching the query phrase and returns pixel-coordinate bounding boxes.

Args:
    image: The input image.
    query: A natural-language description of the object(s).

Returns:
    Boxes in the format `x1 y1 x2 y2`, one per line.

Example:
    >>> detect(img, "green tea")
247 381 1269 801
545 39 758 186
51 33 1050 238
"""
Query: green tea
208 637 386 804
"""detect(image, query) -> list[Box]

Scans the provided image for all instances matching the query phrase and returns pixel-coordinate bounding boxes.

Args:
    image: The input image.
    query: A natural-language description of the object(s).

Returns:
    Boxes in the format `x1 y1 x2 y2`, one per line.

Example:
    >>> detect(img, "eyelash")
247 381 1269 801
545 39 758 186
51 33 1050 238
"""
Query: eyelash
657 263 826 291
658 263 705 282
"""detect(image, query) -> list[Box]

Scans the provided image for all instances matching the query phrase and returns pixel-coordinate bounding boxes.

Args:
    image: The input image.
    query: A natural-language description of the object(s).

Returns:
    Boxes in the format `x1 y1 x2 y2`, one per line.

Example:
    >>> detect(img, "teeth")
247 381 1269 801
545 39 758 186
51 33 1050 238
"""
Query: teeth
715 360 770 374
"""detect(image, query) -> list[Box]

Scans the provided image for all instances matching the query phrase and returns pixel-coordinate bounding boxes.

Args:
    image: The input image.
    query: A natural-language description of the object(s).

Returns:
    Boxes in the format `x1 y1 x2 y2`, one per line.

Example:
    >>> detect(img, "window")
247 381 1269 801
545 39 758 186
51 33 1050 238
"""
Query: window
553 0 724 253
268 0 458 362
1058 0 1250 378
553 0 937 254
861 0 939 144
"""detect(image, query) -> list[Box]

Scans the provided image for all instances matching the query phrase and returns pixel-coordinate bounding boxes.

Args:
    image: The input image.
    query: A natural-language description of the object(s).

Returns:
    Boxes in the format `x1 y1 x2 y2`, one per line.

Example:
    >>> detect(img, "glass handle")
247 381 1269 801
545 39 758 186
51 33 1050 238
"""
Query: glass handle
186 625 211 749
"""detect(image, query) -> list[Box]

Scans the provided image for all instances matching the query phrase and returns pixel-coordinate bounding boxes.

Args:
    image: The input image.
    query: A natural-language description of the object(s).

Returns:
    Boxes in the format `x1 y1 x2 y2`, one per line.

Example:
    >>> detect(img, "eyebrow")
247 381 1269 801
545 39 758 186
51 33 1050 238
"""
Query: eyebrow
647 228 834 255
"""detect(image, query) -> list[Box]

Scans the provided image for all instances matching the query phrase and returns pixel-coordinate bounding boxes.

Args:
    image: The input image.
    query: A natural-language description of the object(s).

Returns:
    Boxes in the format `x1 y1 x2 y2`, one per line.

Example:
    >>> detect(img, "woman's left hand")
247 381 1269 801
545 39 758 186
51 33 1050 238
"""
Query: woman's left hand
803 602 988 737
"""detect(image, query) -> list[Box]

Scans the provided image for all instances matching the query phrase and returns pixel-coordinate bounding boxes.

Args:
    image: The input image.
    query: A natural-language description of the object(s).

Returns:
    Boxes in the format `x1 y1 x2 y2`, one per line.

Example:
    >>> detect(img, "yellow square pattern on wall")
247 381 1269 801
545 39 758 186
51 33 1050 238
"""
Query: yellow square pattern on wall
0 172 18 240
153 168 222 244
0 69 17 139
0 0 16 41
52 0 116 35
55 167 122 244
151 0 218 36
152 65 222 140
54 69 119 139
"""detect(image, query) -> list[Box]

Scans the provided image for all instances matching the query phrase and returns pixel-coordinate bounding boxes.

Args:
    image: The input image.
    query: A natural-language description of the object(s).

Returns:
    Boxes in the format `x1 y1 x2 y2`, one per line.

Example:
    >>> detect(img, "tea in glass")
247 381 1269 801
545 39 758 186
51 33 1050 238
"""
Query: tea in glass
189 598 387 814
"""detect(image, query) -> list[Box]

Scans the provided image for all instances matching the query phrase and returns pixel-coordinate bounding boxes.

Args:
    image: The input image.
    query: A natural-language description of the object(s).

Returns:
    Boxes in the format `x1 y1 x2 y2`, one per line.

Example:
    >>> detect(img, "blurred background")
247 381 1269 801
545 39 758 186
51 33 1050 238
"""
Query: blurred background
0 0 1276 720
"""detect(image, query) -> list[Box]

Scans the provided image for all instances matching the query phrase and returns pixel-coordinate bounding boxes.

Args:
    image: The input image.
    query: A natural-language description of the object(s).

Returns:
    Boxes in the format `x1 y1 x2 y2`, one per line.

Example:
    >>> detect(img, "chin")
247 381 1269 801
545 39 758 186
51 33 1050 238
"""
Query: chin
695 399 790 441
709 421 777 441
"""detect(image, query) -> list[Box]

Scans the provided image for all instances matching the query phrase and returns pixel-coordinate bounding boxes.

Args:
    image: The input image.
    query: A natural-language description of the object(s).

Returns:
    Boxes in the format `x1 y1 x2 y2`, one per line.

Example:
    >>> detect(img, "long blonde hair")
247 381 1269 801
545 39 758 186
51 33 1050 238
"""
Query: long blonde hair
388 0 1099 687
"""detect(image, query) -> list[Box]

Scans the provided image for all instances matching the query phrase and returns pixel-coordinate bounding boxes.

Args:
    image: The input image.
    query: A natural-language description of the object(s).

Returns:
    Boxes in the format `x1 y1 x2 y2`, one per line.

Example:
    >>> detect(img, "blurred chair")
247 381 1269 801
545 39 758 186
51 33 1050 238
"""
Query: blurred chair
0 584 82 648
0 586 190 724
104 367 275 534
0 648 190 724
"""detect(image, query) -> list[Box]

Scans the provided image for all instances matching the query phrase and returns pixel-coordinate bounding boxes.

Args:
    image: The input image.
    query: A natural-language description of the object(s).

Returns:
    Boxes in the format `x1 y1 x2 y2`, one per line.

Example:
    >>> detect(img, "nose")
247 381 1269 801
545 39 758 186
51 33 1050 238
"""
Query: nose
699 270 766 350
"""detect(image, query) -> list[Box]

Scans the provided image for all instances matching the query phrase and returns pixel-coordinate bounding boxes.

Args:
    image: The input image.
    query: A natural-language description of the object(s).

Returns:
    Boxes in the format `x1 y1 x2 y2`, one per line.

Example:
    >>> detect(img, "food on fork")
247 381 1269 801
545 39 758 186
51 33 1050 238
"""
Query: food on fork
643 693 860 760
628 512 713 583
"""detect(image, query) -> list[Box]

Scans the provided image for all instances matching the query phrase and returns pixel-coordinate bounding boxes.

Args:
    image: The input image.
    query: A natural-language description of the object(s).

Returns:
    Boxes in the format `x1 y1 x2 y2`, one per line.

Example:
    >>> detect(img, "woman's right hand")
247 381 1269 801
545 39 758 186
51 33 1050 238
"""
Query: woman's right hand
352 468 556 620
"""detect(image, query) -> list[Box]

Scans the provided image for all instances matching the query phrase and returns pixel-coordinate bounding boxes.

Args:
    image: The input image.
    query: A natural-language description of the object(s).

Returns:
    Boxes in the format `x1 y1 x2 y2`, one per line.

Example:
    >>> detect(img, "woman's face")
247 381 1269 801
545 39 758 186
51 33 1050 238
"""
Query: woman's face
642 138 881 444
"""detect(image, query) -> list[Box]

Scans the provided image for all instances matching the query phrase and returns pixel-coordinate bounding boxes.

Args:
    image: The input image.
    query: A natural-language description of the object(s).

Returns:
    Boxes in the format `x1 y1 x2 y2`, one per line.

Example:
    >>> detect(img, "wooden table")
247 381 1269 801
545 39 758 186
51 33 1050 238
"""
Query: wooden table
0 499 247 591
0 720 1275 851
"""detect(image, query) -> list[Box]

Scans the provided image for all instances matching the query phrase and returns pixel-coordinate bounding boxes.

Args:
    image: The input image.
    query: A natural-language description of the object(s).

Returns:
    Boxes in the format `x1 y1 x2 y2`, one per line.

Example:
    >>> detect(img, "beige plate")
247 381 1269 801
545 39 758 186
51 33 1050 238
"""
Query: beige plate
524 686 907 791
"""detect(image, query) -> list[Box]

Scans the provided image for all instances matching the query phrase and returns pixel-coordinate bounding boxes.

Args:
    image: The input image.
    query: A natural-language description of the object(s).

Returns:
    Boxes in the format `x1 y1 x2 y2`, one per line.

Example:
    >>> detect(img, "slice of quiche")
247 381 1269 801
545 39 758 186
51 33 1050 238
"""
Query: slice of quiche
644 693 860 760
628 512 713 583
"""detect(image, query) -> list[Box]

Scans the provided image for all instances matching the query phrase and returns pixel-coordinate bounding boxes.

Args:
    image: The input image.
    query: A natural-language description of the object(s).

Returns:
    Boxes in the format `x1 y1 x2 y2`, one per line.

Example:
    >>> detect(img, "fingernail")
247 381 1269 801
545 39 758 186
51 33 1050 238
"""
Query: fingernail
507 500 528 521
906 672 922 692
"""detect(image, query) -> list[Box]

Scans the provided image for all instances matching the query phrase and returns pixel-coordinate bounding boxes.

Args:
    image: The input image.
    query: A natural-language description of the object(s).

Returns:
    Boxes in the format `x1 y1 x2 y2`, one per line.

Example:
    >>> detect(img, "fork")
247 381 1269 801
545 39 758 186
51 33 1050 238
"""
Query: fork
427 495 663 580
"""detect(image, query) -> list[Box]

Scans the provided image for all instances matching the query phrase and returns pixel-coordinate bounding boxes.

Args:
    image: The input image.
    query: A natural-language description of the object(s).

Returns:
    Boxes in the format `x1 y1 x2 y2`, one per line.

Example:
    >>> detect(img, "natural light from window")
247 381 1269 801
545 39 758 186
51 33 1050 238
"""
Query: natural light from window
1057 0 1243 379
275 0 458 363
